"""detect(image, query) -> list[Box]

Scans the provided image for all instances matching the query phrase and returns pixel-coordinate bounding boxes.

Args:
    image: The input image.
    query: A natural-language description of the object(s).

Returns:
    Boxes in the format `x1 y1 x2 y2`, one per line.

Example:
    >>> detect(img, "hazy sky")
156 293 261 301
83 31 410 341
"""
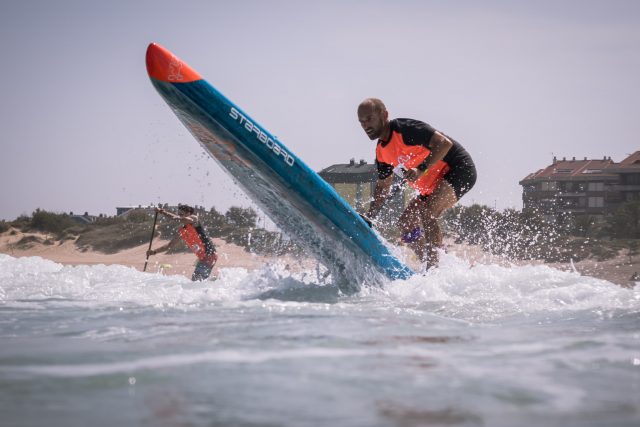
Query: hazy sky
1 0 639 220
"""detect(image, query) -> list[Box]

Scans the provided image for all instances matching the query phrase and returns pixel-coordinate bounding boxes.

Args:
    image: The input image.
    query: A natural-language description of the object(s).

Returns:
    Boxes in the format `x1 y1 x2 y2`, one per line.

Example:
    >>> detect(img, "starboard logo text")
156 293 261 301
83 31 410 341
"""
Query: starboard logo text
167 56 184 82
229 107 295 167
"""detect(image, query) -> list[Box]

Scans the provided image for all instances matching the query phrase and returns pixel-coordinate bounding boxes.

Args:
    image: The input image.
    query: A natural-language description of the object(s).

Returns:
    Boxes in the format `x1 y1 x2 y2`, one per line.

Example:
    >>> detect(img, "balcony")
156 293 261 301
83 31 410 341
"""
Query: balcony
608 184 640 191
559 207 587 213
557 191 586 197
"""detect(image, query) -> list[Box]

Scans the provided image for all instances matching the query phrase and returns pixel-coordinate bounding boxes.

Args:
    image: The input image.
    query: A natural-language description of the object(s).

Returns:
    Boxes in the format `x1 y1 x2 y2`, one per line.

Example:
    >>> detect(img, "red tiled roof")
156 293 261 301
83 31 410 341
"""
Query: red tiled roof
521 158 616 181
620 151 640 166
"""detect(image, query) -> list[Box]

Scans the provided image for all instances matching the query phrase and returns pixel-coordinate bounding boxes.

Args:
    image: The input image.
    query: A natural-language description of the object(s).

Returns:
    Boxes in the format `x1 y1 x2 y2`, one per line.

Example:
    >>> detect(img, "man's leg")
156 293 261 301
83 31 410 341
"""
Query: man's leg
398 197 429 261
419 180 458 268
192 260 213 281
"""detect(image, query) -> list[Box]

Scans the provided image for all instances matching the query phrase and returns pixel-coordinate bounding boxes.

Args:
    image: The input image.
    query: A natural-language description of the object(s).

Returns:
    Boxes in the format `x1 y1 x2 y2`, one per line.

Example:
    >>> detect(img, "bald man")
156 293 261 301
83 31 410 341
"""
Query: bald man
358 98 476 269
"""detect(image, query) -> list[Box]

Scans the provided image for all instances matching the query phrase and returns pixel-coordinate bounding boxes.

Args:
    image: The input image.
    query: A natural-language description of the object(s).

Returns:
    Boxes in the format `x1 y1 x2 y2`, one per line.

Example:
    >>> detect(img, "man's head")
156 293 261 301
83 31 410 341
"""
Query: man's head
177 204 195 216
357 98 389 140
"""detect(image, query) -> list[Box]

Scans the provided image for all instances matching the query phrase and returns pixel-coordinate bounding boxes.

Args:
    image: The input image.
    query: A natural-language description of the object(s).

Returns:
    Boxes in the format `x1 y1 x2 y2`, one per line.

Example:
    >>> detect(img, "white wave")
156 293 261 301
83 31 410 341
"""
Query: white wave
1 254 638 321
0 254 244 308
384 252 640 321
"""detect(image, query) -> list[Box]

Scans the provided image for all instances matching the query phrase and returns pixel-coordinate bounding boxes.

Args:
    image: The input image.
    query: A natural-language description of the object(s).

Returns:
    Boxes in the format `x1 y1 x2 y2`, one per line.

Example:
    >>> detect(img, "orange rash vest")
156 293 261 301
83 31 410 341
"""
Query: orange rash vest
376 118 450 196
178 223 217 265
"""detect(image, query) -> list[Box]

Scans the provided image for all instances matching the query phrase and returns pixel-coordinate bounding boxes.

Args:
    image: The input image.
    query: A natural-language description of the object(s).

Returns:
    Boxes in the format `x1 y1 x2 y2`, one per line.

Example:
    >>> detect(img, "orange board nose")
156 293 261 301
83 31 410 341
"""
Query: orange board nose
146 43 202 83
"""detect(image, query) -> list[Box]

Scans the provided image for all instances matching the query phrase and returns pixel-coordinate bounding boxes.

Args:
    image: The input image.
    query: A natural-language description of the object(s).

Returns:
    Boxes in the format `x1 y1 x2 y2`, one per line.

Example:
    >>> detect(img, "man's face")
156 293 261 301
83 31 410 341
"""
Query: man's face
357 104 386 140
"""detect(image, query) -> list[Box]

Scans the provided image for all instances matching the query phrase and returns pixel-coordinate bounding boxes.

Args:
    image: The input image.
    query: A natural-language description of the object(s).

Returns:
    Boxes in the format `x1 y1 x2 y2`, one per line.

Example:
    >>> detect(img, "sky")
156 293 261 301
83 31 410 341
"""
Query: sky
1 0 639 221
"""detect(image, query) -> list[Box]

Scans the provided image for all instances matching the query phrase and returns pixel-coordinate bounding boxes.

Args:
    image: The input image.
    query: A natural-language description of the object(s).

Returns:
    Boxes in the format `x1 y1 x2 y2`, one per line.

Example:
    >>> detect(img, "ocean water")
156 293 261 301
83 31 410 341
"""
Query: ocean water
0 252 639 427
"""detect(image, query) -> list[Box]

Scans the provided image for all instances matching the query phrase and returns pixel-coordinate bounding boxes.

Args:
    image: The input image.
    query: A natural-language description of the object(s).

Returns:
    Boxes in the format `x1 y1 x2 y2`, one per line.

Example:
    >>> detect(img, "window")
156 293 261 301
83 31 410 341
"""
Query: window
541 181 558 191
626 174 640 185
588 197 604 208
588 182 604 191
540 199 555 209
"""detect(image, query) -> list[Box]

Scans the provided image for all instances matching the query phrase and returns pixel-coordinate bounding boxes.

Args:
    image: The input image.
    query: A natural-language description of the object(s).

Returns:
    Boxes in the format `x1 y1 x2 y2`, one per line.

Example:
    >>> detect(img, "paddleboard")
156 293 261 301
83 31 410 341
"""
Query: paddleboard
145 43 413 293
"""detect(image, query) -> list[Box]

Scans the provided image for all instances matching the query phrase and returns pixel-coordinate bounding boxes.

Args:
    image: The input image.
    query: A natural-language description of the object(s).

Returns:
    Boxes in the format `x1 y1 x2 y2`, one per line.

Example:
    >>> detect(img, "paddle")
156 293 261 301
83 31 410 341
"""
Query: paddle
143 210 159 272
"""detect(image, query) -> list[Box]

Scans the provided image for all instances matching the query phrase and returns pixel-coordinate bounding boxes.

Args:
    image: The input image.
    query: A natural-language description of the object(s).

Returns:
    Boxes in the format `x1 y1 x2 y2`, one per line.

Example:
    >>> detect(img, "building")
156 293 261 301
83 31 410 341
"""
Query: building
115 204 208 218
318 159 412 236
519 151 640 221
318 159 377 213
607 151 640 203
69 212 100 224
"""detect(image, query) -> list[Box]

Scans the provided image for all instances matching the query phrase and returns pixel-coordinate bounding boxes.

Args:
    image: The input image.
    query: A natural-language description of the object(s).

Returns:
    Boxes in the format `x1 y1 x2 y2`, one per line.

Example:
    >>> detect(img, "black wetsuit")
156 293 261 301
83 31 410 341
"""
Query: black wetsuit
375 118 477 199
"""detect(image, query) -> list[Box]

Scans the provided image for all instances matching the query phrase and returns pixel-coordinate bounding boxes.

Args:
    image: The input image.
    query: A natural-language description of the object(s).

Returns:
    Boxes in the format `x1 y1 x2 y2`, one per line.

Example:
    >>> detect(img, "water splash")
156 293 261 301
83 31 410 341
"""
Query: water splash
1 253 637 323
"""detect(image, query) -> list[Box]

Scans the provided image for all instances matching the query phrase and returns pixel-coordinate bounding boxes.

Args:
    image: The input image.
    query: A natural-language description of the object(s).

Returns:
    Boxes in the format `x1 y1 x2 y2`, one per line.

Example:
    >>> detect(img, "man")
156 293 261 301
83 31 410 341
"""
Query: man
358 98 476 269
146 204 218 281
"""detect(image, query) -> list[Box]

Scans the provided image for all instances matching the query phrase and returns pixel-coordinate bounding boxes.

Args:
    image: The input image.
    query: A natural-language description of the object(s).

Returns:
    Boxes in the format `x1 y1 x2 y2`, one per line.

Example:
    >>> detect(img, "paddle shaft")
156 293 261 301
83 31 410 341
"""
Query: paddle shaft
143 210 159 272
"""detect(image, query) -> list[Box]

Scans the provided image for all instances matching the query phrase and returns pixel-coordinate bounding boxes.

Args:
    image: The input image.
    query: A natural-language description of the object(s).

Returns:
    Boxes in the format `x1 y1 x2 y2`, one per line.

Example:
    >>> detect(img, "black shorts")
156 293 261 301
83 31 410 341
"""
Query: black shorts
192 259 214 281
444 159 477 200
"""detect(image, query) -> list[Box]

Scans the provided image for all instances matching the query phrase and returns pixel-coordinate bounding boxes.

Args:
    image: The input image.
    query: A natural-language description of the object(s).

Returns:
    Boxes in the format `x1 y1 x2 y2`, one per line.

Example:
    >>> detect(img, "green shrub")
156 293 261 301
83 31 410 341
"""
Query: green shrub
29 209 78 237
0 221 9 233
201 207 228 238
12 235 43 249
242 228 299 256
93 216 126 226
126 210 153 224
225 228 251 248
225 207 257 228
606 201 640 238
76 222 154 254
12 215 31 231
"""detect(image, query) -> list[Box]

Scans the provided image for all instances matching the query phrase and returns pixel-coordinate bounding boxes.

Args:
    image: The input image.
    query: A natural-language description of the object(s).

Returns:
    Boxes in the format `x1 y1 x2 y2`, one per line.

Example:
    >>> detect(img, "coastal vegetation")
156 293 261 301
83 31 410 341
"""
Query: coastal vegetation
1 201 638 263
2 206 298 256
442 200 640 263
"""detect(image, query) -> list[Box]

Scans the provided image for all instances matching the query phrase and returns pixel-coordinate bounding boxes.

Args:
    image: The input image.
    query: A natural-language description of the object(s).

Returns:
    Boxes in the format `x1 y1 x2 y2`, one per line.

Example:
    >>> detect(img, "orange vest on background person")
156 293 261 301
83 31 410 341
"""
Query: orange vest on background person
376 130 450 196
178 223 217 265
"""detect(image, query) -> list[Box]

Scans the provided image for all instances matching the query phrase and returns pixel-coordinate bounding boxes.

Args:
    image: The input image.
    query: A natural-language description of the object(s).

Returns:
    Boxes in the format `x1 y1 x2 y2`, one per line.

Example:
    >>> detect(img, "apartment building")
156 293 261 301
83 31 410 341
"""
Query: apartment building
519 151 640 221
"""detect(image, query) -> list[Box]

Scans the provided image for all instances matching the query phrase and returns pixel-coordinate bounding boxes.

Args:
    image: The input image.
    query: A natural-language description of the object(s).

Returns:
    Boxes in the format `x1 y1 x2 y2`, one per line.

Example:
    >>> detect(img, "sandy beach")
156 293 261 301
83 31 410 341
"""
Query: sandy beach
1 228 637 287
0 229 315 279
444 238 638 288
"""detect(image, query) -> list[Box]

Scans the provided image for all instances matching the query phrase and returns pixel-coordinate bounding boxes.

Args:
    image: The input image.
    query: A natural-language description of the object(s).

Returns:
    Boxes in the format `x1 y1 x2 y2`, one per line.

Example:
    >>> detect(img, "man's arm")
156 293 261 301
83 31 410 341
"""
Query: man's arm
157 207 197 225
147 235 181 256
366 174 394 220
404 131 453 181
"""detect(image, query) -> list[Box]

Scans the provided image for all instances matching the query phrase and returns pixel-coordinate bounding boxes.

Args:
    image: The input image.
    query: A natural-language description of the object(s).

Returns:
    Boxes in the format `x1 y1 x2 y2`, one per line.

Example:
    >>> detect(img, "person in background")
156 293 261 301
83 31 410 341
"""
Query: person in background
147 204 217 281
